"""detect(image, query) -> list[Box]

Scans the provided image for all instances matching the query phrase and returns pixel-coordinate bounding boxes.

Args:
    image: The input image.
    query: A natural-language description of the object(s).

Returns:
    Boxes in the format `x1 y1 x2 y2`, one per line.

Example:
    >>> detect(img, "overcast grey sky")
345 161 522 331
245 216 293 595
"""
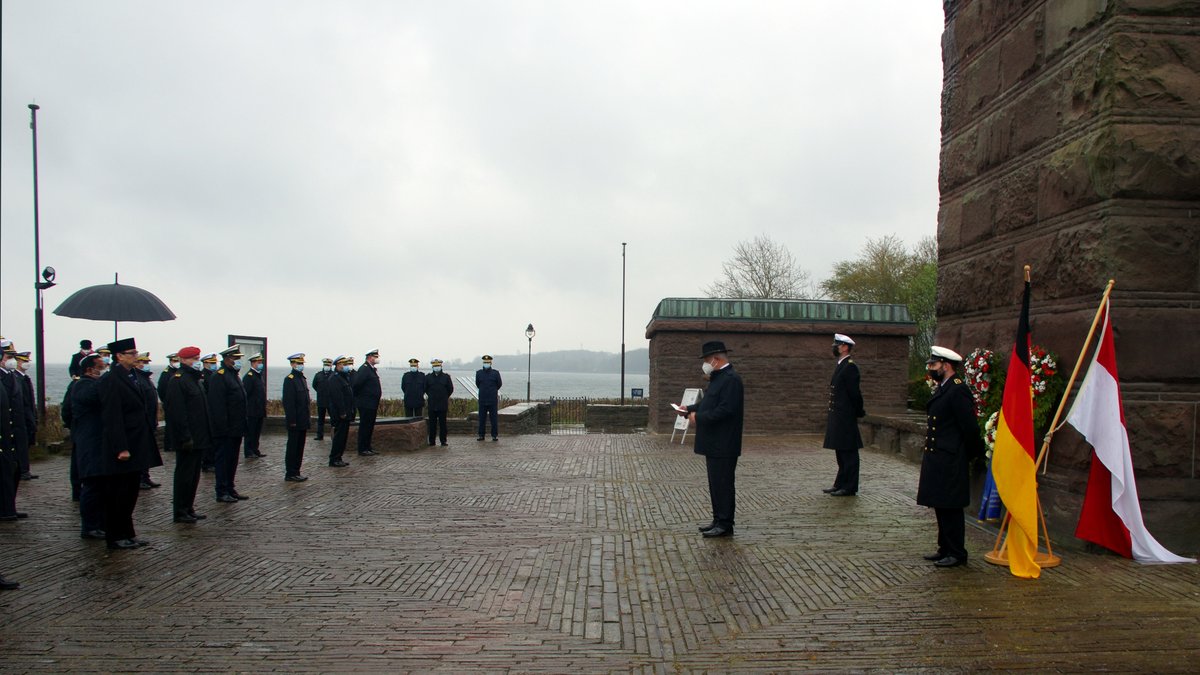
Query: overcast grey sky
1 1 944 368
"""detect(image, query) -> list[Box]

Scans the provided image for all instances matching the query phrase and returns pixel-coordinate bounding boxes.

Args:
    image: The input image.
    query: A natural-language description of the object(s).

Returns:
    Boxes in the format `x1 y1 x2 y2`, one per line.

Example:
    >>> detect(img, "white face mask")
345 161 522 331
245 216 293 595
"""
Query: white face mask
409 367 417 372
293 363 305 372
2 358 16 370
18 361 32 371
190 361 203 371
482 363 491 369
701 360 715 377
432 366 442 373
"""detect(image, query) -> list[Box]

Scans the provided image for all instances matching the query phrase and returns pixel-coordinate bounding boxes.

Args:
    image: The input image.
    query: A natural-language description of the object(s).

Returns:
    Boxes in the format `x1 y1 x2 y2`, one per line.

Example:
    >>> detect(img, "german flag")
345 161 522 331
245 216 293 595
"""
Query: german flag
991 277 1041 578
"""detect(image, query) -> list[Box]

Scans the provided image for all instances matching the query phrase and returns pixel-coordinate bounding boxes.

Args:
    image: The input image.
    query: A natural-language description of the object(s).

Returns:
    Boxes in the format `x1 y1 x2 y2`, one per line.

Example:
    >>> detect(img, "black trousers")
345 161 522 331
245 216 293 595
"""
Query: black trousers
101 471 141 543
244 416 264 456
427 410 448 444
173 447 203 515
70 443 81 500
0 451 19 517
833 448 860 493
285 427 307 476
705 455 738 528
14 429 31 475
357 407 378 452
477 403 498 439
405 404 424 418
329 420 350 462
79 479 104 533
315 406 327 439
934 507 967 560
214 435 242 497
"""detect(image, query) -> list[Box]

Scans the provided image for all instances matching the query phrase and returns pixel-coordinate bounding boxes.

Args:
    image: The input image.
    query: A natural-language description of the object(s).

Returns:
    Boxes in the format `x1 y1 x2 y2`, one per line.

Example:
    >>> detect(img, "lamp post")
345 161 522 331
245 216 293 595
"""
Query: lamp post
29 103 56 421
525 323 535 403
620 242 626 405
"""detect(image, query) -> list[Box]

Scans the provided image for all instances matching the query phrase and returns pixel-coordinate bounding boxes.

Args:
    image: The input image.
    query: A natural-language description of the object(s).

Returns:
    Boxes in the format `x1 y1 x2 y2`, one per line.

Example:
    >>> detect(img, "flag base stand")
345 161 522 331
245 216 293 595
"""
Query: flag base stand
983 548 1061 568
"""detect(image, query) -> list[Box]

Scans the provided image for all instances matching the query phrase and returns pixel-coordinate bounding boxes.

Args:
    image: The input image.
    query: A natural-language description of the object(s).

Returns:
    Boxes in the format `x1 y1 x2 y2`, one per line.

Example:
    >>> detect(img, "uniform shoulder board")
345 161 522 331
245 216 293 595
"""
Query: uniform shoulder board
287 374 294 379
847 359 854 364
174 373 182 378
953 377 963 385
217 368 225 375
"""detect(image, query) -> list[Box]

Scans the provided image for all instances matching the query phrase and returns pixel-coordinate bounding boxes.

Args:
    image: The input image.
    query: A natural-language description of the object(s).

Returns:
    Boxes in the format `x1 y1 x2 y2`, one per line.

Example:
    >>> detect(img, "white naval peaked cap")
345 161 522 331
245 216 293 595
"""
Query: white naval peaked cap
927 346 964 363
833 333 855 345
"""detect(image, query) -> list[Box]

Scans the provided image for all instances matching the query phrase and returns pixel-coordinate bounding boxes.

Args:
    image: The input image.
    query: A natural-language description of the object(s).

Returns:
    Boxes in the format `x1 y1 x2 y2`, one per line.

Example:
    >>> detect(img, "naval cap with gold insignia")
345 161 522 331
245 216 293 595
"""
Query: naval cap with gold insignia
219 345 244 359
136 352 151 362
0 338 15 354
287 352 305 363
334 354 353 365
15 351 31 361
166 352 179 360
408 358 419 366
926 346 964 364
365 348 379 358
97 346 112 355
833 333 855 346
248 353 264 362
201 352 218 363
322 357 333 365
431 358 443 366
481 355 493 362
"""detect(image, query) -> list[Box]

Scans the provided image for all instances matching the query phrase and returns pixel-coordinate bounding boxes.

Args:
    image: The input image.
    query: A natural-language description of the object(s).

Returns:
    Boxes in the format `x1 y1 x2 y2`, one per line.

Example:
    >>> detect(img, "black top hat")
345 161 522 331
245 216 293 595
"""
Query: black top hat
108 337 137 354
700 341 731 358
80 339 93 349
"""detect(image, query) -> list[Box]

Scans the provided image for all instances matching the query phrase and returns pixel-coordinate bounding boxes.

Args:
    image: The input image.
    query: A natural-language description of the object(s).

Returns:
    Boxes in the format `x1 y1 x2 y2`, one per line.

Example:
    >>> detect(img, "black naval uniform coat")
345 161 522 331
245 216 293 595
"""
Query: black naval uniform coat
207 366 248 439
71 376 107 479
328 371 356 423
401 370 427 409
313 369 332 408
424 371 454 413
282 370 311 430
916 376 982 509
157 366 179 451
823 357 865 451
243 368 267 420
166 368 213 451
352 364 382 410
17 373 36 443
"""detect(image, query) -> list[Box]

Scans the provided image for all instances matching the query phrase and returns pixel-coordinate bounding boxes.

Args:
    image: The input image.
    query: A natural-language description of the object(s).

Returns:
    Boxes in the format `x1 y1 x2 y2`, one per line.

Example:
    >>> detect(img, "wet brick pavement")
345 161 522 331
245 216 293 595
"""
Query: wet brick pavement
2 432 1197 672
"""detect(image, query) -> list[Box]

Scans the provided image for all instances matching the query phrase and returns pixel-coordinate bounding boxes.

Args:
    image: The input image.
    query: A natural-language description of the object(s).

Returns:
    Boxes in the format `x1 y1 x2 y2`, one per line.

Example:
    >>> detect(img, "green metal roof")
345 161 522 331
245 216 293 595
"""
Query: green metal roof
651 298 913 324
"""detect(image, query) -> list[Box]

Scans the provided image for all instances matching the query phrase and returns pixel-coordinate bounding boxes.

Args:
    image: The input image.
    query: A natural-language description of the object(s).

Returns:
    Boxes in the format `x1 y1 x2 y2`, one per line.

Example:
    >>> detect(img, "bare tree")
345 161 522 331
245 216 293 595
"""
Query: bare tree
704 234 818 299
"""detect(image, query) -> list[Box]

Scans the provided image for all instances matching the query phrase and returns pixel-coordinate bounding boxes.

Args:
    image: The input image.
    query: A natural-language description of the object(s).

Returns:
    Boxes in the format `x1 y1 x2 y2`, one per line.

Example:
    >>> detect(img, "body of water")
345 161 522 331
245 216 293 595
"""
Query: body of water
37 365 649 404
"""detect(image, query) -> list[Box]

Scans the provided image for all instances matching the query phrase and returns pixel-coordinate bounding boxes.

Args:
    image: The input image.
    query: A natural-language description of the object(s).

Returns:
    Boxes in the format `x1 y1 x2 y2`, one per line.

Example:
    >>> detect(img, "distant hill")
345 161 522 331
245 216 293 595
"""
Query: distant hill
446 348 648 374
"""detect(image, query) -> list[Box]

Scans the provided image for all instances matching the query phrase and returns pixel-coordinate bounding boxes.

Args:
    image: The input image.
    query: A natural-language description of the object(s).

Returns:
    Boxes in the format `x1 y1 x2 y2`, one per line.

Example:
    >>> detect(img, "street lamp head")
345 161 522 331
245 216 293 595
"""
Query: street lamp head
29 103 40 111
525 324 536 340
42 266 55 282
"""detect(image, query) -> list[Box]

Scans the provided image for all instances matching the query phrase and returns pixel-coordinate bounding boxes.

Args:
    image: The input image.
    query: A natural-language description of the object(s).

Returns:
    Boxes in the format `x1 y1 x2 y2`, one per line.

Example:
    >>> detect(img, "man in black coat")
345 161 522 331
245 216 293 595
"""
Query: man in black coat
69 354 107 537
352 349 382 456
312 357 333 440
0 342 34 482
198 352 219 471
0 370 23 521
242 353 267 459
917 346 984 568
475 355 503 441
133 353 162 490
281 353 311 481
327 356 356 467
401 358 427 418
207 345 248 503
13 352 39 480
156 353 180 452
822 333 866 496
165 347 211 523
424 359 454 446
68 339 93 378
97 337 163 549
681 341 744 538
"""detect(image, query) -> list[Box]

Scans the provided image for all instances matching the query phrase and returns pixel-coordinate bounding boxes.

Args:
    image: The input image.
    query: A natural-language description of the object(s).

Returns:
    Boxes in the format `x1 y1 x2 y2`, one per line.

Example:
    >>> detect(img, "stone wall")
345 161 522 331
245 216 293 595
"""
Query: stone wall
939 0 1200 551
584 404 649 433
646 301 915 435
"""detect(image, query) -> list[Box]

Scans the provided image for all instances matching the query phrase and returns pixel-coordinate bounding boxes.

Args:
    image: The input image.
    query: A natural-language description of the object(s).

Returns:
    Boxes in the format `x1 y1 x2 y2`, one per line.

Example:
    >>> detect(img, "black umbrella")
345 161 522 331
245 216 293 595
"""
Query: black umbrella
53 273 176 340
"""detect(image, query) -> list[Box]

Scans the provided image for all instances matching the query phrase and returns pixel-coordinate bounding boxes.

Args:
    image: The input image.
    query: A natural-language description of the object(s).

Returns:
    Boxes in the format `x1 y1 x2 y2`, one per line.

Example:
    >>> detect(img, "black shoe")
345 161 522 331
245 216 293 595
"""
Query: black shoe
189 512 207 520
822 487 838 494
132 538 150 547
81 529 107 539
20 473 38 480
428 442 436 447
107 539 140 550
147 479 162 488
829 489 856 497
139 481 155 490
698 522 717 533
923 552 945 561
216 494 238 503
285 475 309 482
201 465 214 472
702 525 734 538
314 435 324 441
357 450 377 456
329 460 349 467
230 491 249 500
244 454 255 459
476 437 484 441
440 442 448 446
173 514 198 524
0 576 19 590
492 437 499 442
934 556 966 568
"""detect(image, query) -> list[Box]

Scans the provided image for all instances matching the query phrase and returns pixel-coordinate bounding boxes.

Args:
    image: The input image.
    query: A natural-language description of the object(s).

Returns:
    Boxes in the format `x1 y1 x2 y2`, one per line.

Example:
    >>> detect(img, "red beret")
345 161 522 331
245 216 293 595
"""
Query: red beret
177 346 201 359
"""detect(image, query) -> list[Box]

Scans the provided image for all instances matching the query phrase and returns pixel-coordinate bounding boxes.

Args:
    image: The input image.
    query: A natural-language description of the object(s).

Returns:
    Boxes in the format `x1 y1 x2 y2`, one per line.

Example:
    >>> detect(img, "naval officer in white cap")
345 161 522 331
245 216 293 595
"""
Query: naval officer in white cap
823 334 866 496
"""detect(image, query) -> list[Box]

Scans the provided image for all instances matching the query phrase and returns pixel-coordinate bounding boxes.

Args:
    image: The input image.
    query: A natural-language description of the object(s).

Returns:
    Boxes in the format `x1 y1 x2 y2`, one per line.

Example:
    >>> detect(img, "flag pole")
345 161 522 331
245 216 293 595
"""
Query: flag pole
1034 279 1116 474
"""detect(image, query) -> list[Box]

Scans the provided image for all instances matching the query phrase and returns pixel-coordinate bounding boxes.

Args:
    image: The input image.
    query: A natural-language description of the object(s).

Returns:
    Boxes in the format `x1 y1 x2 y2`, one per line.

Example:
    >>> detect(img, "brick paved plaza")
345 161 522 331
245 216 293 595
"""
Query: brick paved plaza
2 432 1197 672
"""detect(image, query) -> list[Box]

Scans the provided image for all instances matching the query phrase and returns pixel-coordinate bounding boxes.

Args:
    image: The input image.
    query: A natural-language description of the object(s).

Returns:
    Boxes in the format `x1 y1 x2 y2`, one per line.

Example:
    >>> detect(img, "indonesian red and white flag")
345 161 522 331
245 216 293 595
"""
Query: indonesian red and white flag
1067 299 1195 564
